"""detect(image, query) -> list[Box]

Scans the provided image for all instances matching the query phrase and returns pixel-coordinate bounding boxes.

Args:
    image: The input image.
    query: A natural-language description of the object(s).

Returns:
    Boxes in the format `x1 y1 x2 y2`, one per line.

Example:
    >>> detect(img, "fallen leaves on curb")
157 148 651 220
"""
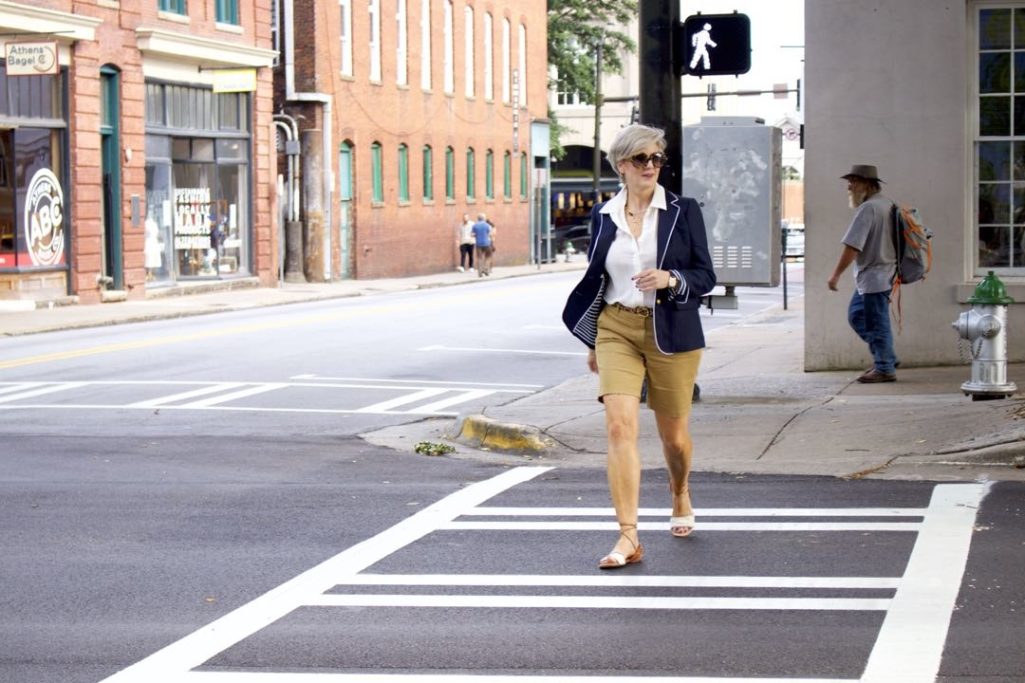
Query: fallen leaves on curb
414 441 455 456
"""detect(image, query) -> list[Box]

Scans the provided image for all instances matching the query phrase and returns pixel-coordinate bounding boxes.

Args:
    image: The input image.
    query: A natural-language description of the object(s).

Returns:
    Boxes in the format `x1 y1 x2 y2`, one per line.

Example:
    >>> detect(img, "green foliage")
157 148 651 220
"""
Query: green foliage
413 440 456 457
548 0 638 159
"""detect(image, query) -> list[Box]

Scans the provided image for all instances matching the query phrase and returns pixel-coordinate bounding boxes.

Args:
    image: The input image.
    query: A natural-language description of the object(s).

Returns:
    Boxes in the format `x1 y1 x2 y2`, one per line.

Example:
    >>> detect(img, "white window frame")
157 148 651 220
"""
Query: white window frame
395 0 408 85
973 2 1025 277
518 24 527 106
501 17 510 104
369 0 382 82
340 0 353 77
464 5 474 98
271 0 281 65
420 0 432 90
483 12 493 100
443 0 454 94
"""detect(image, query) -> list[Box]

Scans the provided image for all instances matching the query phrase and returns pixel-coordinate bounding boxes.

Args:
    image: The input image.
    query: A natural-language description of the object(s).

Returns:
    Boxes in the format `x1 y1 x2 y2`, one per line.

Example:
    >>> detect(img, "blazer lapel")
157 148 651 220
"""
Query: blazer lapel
657 192 682 268
589 211 617 264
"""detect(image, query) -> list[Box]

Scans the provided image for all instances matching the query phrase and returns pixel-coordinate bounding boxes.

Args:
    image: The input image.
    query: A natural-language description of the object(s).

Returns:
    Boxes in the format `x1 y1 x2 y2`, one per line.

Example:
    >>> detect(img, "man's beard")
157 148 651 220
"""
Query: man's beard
848 188 868 208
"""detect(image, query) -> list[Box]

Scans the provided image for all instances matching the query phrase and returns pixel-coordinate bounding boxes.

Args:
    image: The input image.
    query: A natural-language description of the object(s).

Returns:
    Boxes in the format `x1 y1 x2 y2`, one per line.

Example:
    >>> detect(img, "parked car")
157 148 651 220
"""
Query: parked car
552 222 592 255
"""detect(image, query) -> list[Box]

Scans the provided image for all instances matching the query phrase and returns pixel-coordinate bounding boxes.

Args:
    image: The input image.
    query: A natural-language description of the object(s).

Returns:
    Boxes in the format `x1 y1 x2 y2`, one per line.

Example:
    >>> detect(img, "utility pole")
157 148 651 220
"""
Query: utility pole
591 33 604 205
638 1 682 193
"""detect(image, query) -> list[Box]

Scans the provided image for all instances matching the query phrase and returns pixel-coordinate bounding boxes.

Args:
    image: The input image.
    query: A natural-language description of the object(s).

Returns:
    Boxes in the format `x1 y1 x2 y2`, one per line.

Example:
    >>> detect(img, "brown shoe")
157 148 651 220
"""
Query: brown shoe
598 525 644 569
857 368 897 383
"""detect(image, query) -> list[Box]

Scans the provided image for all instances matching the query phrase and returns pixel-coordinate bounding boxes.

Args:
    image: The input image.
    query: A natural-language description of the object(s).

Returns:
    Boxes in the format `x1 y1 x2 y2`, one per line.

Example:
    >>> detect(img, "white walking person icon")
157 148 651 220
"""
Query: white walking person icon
689 22 717 70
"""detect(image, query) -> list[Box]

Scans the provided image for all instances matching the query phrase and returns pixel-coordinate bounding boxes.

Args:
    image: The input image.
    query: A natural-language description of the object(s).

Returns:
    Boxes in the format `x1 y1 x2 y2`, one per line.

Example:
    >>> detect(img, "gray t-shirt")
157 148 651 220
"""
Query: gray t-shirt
841 193 897 294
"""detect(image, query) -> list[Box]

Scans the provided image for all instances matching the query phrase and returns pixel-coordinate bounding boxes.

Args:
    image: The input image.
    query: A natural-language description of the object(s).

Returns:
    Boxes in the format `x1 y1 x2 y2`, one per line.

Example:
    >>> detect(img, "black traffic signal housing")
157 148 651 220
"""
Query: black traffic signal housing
676 13 751 77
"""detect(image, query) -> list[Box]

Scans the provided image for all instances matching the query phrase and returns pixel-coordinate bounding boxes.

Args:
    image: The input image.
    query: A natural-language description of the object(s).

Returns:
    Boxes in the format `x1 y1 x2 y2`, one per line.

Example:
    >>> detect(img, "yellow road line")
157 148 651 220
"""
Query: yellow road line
0 309 366 370
0 282 541 371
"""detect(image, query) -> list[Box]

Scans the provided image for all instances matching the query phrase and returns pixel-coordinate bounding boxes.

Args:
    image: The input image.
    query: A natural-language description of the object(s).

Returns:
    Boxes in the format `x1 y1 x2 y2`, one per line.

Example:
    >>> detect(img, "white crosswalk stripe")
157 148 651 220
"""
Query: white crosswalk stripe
0 382 86 403
96 469 988 682
0 379 531 415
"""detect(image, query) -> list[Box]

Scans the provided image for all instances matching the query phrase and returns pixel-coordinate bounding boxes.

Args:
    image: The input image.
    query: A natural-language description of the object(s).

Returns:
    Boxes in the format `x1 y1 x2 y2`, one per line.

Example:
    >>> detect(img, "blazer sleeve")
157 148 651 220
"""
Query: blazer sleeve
680 197 717 297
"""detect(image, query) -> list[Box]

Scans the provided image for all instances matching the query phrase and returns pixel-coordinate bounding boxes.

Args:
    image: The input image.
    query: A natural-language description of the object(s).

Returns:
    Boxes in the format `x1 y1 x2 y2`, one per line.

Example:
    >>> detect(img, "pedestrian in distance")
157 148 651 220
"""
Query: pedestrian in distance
562 123 717 569
458 213 475 272
471 213 494 277
827 164 900 383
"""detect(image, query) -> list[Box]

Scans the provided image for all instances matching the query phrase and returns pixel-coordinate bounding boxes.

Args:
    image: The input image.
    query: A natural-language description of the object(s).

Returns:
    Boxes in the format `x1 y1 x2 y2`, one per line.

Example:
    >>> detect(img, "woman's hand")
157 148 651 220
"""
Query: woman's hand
632 268 671 292
587 349 598 374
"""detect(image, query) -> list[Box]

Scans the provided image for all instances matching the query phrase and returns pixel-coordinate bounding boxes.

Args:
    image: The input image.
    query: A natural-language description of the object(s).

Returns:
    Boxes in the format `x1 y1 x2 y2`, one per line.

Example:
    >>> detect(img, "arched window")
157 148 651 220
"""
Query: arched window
371 142 384 202
466 147 476 199
483 13 493 100
397 144 409 202
518 24 527 105
501 18 510 103
339 141 354 201
520 152 528 198
485 149 494 199
420 0 432 90
422 144 433 201
464 5 474 98
443 0 454 93
445 146 455 200
503 150 512 199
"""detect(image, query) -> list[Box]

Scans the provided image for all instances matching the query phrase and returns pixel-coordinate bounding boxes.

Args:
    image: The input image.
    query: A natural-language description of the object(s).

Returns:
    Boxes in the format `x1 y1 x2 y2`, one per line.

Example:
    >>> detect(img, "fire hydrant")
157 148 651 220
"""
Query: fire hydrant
952 271 1017 400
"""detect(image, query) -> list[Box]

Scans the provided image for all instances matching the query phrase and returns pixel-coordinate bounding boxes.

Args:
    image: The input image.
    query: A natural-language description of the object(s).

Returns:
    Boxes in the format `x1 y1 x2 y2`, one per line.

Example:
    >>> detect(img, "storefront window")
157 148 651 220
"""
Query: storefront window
0 66 68 273
0 128 67 269
144 82 252 283
144 163 173 283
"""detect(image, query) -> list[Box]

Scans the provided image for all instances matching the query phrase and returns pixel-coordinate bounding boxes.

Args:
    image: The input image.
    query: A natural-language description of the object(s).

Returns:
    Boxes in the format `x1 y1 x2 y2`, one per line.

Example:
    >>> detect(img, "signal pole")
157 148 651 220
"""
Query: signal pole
638 1 682 193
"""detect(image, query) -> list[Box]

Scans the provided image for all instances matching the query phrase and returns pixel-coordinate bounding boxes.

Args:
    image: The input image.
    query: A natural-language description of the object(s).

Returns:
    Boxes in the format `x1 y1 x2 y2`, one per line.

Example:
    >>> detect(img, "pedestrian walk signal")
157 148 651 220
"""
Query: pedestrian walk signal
678 13 751 77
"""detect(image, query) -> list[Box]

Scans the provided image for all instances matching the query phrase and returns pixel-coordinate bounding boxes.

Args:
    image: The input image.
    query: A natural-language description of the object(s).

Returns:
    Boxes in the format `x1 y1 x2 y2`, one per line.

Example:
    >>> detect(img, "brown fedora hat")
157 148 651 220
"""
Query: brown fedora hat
841 164 885 183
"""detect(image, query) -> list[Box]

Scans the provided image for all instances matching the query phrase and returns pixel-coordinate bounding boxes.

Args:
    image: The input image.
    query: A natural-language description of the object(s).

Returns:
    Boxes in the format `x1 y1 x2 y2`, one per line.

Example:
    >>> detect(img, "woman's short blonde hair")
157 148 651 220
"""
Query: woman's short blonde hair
607 124 667 179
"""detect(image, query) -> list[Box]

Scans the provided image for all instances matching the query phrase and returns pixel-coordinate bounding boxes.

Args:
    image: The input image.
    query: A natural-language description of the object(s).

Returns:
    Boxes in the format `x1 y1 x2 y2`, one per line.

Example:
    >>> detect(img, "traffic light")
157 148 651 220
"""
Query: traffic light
677 13 751 77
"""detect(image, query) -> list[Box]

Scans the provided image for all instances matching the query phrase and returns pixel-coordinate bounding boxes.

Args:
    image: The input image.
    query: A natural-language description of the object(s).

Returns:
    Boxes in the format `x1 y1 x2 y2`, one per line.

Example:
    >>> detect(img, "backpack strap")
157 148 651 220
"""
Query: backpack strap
889 202 904 334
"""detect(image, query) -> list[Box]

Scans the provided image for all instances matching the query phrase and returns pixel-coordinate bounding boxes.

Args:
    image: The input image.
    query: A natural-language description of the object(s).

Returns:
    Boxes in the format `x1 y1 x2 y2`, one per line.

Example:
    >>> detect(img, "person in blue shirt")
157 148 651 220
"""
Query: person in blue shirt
471 213 494 277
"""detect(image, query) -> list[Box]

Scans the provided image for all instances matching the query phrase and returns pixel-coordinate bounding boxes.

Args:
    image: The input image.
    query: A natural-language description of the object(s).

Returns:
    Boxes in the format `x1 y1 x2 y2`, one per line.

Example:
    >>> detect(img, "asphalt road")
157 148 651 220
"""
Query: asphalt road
5 268 1023 682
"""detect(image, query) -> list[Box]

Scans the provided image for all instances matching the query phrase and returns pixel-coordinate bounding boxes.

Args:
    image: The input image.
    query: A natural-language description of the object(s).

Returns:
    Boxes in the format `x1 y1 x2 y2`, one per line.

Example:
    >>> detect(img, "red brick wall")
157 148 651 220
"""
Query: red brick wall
36 0 278 303
285 0 548 280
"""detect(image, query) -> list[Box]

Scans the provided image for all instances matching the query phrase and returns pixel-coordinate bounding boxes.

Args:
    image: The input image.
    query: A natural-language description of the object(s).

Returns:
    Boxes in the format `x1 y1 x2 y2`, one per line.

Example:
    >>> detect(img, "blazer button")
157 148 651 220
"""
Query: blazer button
656 299 662 305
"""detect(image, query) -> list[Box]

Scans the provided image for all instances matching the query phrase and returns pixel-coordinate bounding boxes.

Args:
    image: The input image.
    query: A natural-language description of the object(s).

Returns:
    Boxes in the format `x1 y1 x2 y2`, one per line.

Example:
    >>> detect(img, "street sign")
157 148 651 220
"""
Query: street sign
678 13 751 77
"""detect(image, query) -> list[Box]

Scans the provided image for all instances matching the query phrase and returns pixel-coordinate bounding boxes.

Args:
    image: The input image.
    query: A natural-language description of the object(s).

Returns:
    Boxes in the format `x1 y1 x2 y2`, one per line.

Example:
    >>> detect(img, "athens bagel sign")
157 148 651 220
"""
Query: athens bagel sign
5 42 58 76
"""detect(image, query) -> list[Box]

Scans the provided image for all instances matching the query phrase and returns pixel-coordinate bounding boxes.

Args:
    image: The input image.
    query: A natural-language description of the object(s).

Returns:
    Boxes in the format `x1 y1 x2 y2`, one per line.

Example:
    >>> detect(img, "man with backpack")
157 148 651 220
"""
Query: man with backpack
827 164 899 383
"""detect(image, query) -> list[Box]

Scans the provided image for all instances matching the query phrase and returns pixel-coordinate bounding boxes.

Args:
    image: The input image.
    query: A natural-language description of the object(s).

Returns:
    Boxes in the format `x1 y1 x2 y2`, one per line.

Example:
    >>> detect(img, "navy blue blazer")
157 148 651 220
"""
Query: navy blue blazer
562 190 716 354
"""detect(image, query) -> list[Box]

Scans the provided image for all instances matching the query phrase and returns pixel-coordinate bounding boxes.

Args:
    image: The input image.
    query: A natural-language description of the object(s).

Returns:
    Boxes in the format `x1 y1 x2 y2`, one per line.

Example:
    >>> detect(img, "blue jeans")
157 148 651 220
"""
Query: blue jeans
848 291 897 374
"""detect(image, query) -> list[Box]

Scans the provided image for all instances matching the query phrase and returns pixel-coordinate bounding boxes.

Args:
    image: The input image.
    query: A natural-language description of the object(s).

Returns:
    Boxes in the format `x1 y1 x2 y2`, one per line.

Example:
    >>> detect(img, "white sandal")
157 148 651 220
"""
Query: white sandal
598 526 644 569
670 515 695 537
670 485 696 537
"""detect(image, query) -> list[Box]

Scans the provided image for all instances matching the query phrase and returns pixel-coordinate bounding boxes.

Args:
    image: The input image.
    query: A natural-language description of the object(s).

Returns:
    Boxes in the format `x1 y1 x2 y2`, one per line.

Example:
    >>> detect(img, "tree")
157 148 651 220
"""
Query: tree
548 0 637 159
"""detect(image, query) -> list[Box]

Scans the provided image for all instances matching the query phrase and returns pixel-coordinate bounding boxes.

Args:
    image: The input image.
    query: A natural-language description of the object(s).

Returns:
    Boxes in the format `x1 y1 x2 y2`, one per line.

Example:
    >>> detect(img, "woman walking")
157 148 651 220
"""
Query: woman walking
562 123 716 569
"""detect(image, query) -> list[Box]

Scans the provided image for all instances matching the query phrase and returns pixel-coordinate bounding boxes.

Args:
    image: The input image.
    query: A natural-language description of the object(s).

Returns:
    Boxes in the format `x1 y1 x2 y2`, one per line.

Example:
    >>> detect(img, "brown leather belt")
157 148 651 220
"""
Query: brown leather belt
610 302 653 317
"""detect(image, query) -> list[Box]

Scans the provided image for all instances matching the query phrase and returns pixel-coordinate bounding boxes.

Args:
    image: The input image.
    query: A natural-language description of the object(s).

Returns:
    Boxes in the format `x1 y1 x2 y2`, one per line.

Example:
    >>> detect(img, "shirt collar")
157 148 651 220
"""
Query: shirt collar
600 183 667 214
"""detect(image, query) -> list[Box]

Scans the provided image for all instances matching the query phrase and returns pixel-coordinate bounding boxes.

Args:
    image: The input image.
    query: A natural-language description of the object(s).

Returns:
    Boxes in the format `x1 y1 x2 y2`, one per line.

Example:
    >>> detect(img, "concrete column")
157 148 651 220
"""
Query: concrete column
301 128 325 281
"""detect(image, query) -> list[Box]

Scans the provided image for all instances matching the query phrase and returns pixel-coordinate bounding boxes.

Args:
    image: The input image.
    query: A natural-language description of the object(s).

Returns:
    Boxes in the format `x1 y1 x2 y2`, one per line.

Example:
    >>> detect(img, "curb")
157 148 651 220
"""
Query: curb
453 414 552 453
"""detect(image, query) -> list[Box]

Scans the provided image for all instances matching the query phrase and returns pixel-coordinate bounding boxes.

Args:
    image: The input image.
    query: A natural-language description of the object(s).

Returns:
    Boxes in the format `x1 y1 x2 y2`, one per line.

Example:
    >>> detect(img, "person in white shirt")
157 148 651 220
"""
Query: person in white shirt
562 124 716 569
457 214 475 272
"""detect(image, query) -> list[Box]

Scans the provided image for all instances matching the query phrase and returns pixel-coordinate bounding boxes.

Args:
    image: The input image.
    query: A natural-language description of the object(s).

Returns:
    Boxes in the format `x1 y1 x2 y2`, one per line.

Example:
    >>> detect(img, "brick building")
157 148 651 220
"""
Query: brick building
275 0 550 280
0 0 277 305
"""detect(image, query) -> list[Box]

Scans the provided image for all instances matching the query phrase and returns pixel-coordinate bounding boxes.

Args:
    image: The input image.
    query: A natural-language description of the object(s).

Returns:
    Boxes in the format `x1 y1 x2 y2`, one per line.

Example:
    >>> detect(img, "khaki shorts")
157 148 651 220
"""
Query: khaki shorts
595 303 702 417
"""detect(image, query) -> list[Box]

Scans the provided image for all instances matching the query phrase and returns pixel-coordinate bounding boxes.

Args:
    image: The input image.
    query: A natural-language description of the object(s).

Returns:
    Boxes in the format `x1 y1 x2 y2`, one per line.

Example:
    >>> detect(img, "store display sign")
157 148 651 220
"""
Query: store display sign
5 42 59 76
24 168 65 267
212 68 257 93
173 188 212 249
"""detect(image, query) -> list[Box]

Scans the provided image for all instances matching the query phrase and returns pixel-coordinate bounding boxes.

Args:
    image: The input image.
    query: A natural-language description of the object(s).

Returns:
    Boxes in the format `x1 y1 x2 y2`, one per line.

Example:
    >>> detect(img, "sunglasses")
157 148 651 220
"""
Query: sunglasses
628 152 668 169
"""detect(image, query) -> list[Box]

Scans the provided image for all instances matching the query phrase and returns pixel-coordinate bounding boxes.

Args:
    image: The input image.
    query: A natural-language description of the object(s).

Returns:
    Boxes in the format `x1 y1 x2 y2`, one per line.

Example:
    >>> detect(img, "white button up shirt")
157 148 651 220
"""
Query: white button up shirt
600 184 667 308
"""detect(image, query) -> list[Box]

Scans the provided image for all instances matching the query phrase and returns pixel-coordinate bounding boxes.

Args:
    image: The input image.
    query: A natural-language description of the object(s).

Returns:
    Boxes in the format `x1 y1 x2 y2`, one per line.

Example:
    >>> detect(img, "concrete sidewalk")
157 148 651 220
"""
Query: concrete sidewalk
0 260 587 336
367 282 1025 482
2 260 1023 481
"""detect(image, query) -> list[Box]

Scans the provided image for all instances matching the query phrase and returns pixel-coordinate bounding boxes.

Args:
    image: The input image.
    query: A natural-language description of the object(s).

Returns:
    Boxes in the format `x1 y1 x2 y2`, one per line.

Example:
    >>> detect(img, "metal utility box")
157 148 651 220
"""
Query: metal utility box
681 117 782 286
